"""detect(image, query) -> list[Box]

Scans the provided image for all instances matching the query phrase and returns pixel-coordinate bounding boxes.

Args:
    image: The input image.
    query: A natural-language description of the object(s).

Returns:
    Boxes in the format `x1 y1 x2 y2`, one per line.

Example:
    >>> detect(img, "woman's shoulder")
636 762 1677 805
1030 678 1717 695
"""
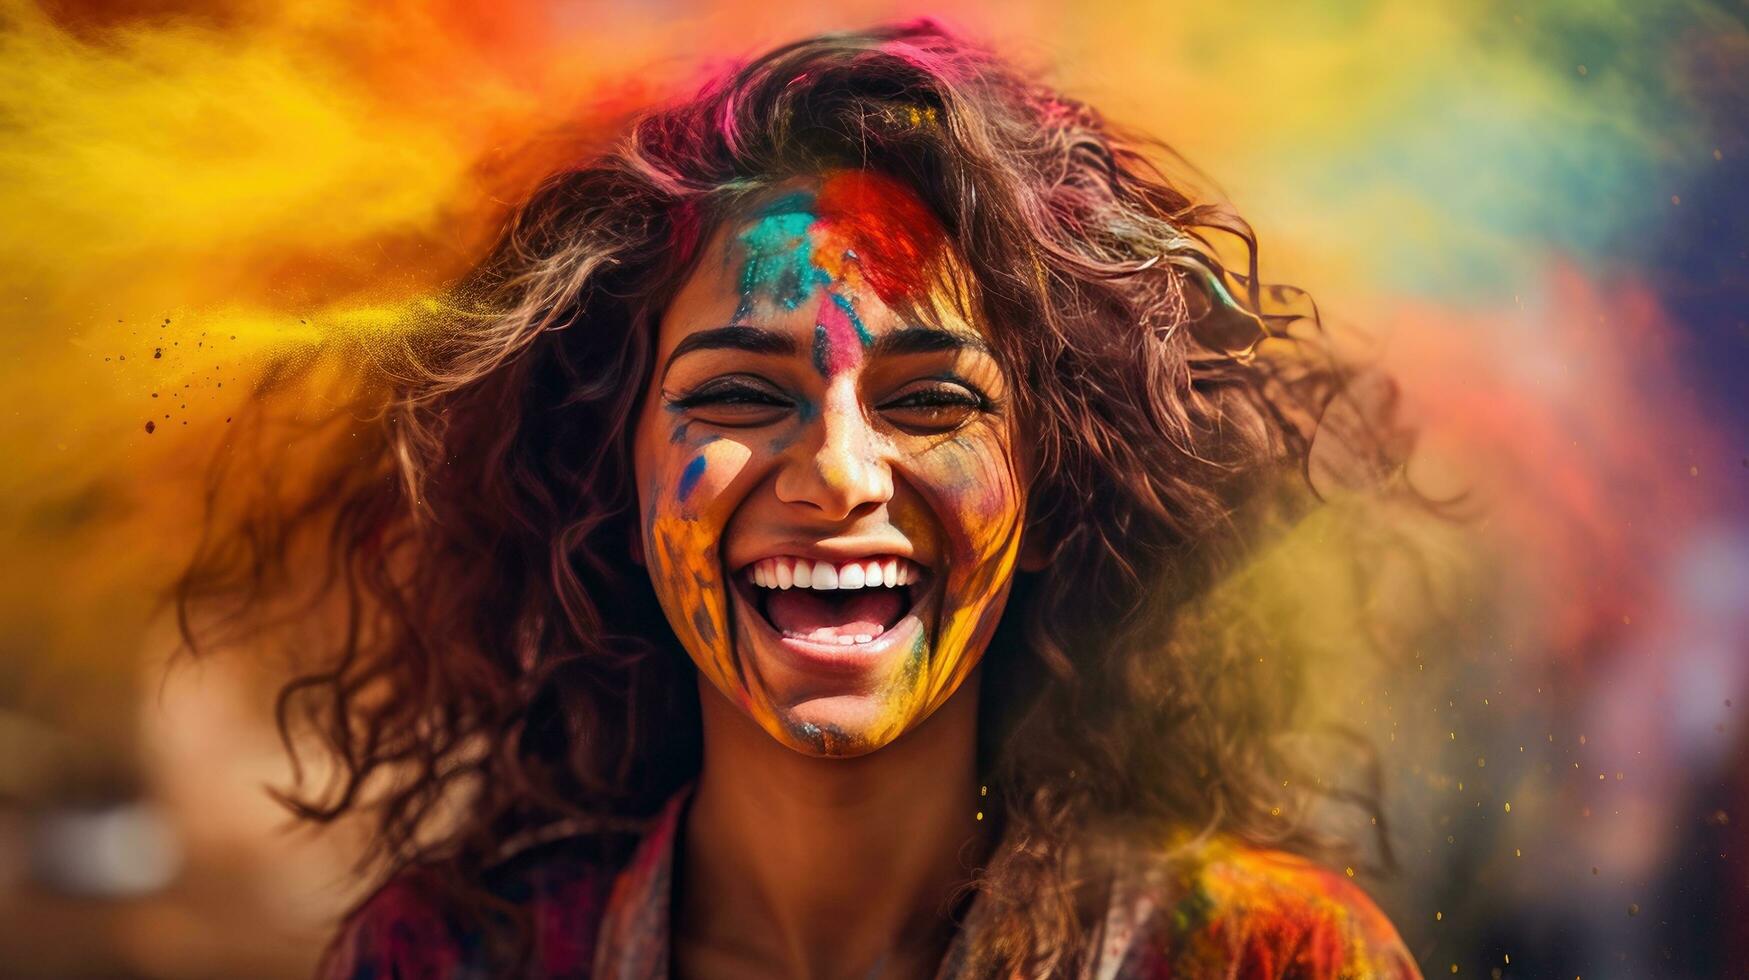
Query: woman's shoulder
1109 837 1422 980
320 832 640 980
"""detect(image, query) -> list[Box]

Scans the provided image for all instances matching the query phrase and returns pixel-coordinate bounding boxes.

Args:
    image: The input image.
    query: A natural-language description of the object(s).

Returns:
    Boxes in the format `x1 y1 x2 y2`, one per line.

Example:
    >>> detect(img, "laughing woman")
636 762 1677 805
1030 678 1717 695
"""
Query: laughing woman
180 19 1422 980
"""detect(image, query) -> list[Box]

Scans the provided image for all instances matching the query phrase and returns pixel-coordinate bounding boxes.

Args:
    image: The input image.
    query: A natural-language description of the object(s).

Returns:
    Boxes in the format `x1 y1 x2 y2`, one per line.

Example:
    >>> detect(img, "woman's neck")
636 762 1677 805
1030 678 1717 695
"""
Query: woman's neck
677 674 988 980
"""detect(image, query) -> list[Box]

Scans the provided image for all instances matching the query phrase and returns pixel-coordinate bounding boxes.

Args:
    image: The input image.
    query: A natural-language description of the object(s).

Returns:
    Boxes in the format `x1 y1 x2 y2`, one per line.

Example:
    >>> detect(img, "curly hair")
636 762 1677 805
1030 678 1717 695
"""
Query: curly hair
177 18 1411 976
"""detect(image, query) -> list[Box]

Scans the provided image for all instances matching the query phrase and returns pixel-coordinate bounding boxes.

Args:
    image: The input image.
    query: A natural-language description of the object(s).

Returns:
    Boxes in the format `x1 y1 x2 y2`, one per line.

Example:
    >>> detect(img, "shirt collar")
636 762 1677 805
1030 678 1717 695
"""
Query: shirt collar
591 787 689 980
588 786 1137 979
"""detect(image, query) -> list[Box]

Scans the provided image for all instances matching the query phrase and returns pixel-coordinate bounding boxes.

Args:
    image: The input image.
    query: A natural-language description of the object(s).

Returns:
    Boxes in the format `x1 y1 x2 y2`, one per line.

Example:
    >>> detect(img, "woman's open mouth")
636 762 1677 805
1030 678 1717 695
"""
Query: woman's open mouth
733 555 929 648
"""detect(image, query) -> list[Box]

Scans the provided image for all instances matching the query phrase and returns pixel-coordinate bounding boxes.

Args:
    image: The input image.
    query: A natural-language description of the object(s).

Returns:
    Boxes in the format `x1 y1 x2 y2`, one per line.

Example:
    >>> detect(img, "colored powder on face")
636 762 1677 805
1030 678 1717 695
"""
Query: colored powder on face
811 292 863 376
828 290 873 345
811 171 947 308
677 454 707 500
733 172 945 381
735 194 830 318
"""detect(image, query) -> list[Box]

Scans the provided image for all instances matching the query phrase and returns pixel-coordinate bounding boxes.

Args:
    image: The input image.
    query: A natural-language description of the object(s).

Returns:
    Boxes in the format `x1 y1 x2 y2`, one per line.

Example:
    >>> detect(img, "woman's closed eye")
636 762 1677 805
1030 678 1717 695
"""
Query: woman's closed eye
879 381 992 434
669 377 792 427
669 376 994 433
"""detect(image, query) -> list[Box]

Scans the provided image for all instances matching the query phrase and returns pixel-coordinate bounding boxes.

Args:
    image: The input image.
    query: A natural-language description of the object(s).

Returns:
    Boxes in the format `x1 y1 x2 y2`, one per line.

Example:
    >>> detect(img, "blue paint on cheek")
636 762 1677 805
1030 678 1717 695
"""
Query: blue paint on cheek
677 455 707 500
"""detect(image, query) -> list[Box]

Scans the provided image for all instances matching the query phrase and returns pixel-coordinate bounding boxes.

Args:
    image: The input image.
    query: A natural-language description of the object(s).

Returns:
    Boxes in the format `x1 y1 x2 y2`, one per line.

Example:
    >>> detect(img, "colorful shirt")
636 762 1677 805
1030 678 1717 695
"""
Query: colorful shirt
327 790 1421 979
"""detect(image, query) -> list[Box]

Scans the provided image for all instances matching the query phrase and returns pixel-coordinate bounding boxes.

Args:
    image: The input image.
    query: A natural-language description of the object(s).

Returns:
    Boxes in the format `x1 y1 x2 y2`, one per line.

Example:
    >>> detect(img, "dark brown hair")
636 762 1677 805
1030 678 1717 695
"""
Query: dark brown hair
178 18 1412 975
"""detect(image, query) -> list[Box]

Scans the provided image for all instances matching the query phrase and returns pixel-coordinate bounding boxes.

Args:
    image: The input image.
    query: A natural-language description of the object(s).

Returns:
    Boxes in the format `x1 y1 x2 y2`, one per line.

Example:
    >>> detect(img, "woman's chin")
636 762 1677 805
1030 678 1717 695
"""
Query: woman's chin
724 585 941 755
769 694 906 757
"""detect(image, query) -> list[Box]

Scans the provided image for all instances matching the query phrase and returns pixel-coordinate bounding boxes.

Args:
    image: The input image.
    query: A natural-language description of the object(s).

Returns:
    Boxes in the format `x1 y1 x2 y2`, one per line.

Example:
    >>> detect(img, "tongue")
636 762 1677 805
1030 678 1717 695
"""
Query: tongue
765 588 905 641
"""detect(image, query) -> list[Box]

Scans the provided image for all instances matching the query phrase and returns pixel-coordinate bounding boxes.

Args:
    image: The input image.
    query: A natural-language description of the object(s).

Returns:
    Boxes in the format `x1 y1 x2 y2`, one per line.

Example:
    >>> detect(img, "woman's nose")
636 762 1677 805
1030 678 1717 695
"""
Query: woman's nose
774 387 893 521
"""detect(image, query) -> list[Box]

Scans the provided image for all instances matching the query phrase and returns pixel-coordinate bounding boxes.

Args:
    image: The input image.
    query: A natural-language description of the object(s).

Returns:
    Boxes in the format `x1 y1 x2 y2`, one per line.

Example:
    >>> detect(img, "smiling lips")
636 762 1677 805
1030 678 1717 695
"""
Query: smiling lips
741 555 925 645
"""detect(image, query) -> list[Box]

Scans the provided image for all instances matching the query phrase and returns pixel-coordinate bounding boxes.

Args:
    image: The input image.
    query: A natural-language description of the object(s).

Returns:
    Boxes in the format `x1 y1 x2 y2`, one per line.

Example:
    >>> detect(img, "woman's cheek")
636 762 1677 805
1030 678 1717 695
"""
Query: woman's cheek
922 430 1027 561
642 435 754 695
908 430 1027 702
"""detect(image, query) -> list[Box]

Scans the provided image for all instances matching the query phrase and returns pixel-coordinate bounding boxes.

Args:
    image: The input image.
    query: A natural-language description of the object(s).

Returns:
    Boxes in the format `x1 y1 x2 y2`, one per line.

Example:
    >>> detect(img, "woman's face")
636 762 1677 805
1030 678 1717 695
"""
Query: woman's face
632 171 1030 757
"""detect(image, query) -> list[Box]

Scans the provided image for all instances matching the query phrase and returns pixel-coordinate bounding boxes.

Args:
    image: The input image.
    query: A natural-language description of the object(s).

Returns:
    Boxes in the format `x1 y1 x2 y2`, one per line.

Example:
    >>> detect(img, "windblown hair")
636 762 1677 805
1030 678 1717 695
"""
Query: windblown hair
179 19 1411 976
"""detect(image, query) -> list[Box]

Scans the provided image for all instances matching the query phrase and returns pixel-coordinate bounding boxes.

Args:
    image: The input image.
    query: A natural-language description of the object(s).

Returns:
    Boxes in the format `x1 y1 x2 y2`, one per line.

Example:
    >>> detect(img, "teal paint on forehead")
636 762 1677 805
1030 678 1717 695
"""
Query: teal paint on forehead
732 188 877 378
736 197 829 319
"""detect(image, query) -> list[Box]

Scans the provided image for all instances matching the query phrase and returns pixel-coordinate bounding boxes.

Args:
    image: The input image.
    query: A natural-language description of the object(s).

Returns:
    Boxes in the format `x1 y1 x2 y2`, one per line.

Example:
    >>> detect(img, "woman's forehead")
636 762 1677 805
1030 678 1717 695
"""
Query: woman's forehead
728 170 950 309
662 170 984 347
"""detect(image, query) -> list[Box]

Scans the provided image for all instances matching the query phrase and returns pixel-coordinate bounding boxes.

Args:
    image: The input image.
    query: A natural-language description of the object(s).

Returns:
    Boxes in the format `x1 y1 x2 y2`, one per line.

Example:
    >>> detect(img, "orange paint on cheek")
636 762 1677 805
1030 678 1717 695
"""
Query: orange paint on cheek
641 435 753 698
905 431 1029 712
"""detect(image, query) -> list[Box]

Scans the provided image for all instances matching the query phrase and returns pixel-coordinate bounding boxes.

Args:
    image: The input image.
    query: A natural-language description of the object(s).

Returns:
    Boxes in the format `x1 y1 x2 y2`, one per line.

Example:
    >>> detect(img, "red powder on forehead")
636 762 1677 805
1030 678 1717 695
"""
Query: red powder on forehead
812 170 948 307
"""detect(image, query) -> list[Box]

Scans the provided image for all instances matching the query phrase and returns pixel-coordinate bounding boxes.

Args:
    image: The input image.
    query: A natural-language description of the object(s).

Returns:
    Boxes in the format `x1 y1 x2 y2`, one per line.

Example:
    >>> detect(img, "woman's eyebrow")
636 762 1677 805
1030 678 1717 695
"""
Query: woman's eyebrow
871 326 993 359
663 325 798 377
661 324 990 380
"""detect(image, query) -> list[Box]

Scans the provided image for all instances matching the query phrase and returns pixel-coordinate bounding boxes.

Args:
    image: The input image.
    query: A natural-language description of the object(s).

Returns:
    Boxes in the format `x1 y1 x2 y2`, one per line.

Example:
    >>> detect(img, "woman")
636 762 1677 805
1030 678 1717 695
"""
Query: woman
181 19 1421 979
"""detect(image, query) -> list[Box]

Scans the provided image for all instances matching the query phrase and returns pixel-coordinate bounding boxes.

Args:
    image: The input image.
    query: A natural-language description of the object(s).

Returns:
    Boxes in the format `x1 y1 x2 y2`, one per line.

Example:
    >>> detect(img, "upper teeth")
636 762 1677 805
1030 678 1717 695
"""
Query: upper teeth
748 556 920 590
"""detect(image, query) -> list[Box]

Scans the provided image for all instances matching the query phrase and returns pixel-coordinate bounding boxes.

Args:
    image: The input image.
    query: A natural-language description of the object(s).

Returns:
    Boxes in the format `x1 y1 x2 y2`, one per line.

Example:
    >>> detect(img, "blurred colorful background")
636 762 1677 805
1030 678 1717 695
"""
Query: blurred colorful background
1 0 1743 976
